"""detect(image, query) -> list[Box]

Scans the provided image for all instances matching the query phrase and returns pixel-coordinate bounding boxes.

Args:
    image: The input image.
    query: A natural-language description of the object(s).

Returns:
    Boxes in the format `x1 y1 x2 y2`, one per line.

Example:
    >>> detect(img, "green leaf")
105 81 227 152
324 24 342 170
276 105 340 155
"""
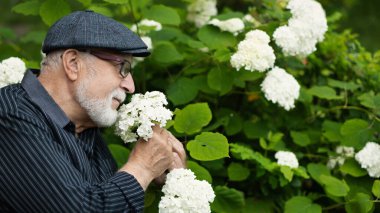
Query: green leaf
243 121 269 139
12 1 41 15
192 75 218 94
186 132 229 161
340 119 372 149
358 92 380 110
152 41 183 64
307 163 331 184
322 120 343 142
108 144 130 168
187 161 213 183
207 67 234 95
230 143 276 171
167 77 198 105
293 167 310 179
21 31 46 44
345 193 373 213
103 0 128 4
243 198 275 213
211 186 245 213
290 131 312 147
197 25 237 50
284 196 322 213
280 166 294 182
327 79 360 91
372 180 380 198
307 86 341 100
40 0 71 26
320 175 350 197
213 49 231 62
76 0 92 6
228 162 250 181
87 5 113 17
143 5 181 26
224 112 243 136
0 28 17 40
340 158 367 177
174 103 212 134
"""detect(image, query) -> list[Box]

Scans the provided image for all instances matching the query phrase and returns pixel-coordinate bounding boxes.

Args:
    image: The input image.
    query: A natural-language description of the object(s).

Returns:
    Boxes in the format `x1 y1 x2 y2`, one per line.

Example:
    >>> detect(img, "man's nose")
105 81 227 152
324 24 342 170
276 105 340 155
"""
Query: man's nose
120 74 135 93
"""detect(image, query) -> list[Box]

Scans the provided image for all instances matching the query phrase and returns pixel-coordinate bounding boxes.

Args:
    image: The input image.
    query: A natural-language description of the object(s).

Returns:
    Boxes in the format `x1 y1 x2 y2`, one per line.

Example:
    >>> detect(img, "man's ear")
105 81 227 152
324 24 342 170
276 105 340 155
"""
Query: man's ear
61 49 82 81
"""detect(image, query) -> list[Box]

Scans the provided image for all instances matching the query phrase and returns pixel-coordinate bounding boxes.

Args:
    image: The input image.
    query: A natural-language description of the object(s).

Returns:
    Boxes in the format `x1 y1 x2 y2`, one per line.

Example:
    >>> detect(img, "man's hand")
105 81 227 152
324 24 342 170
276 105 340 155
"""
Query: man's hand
120 125 174 190
153 132 187 185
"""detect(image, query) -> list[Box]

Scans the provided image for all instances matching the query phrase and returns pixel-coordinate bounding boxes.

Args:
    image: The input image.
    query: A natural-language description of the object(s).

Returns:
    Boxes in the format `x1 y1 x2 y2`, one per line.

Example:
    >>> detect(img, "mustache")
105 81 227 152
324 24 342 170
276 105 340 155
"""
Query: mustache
111 89 126 104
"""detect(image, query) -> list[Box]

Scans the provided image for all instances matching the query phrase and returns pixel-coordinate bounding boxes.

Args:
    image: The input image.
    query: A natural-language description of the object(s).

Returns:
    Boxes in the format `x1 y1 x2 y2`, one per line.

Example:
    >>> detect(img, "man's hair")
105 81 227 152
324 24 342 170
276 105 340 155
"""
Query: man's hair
40 50 64 72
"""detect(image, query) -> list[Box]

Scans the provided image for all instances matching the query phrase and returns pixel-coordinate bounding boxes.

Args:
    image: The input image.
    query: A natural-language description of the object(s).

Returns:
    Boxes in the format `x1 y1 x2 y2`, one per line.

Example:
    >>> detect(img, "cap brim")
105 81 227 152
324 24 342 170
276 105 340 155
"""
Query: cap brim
121 48 151 57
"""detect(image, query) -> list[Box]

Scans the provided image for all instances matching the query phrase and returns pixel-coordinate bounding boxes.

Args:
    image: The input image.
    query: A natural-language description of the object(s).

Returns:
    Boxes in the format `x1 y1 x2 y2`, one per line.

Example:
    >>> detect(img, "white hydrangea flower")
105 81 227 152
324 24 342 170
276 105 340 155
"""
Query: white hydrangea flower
131 19 162 35
242 14 261 27
355 142 380 178
260 67 300 110
208 18 245 35
327 146 355 169
273 0 328 57
187 0 217 28
141 36 153 50
336 146 355 158
0 57 26 88
275 151 299 168
230 30 275 72
115 91 173 143
159 168 215 213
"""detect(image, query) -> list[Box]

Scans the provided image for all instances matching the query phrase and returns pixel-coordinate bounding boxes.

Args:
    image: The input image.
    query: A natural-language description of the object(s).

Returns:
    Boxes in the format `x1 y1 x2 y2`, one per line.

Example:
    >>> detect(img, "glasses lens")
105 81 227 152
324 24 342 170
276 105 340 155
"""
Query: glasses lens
120 61 132 77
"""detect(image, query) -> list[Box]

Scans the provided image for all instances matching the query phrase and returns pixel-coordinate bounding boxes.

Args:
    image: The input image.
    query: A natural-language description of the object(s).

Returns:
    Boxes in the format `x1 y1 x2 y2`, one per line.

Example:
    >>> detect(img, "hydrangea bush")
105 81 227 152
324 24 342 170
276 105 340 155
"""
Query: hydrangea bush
3 0 380 212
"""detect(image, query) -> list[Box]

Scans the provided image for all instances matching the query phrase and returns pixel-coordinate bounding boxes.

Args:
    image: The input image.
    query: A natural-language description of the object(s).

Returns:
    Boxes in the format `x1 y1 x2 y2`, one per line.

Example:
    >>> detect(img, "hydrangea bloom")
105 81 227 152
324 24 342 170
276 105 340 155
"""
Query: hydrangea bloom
275 151 299 168
141 36 153 50
327 146 355 169
115 91 173 143
208 18 244 35
0 57 26 88
260 67 300 110
159 168 215 213
355 142 380 178
131 19 162 35
273 0 328 56
242 14 261 26
230 30 275 72
187 0 217 28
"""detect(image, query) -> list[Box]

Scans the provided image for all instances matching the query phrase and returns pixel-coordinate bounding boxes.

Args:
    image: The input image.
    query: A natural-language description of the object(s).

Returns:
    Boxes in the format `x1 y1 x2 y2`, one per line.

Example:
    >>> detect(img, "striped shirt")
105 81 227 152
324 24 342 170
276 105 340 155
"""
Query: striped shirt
0 70 144 212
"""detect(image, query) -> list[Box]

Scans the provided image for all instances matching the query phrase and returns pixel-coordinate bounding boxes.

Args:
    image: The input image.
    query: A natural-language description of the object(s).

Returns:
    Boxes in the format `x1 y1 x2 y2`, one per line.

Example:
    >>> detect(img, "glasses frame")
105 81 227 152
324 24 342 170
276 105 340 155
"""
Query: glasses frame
80 49 132 78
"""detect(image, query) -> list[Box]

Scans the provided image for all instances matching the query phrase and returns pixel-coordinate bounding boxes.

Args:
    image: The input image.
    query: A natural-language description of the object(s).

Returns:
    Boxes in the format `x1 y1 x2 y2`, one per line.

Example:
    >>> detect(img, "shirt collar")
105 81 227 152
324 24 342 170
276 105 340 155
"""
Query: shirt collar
21 69 70 128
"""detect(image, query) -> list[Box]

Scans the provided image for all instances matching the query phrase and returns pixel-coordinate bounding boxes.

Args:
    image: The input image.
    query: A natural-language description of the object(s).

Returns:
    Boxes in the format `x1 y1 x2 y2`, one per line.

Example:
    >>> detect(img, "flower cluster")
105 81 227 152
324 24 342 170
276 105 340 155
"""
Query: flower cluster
242 14 261 27
230 30 275 72
273 0 328 56
159 168 215 213
115 91 173 143
187 0 217 28
0 57 26 88
130 19 161 66
327 146 355 169
131 19 162 35
208 18 244 35
261 67 300 110
355 142 380 178
274 151 299 168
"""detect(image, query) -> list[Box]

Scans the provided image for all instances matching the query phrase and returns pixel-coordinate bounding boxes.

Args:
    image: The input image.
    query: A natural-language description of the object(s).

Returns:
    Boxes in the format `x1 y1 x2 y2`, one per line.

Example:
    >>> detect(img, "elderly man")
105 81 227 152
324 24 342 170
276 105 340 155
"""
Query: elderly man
0 10 185 212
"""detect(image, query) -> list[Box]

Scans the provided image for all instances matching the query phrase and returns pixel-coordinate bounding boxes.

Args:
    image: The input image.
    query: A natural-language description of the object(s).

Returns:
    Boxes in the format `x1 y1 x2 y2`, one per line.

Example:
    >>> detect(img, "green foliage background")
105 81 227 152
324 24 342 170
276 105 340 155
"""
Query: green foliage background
1 0 380 212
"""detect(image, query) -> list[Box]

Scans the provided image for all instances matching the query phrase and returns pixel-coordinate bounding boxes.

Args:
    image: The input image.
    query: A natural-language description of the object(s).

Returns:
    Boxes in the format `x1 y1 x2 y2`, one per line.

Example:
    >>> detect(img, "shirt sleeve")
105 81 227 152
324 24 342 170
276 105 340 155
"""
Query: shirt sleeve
0 113 145 213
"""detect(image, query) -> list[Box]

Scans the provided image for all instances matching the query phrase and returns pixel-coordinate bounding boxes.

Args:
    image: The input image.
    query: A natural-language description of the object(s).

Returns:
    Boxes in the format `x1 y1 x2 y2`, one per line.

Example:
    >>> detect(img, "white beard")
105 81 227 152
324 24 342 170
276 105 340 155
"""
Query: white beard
75 77 126 127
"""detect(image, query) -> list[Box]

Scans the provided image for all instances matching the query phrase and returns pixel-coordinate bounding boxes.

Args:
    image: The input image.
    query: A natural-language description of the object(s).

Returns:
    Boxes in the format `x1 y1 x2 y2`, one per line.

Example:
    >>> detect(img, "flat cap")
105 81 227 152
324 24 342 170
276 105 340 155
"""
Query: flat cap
42 10 150 57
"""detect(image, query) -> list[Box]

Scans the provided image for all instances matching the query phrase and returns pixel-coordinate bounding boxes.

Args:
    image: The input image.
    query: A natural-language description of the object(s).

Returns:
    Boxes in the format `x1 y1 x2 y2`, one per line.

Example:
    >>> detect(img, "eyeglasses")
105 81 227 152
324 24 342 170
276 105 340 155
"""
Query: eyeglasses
82 50 132 78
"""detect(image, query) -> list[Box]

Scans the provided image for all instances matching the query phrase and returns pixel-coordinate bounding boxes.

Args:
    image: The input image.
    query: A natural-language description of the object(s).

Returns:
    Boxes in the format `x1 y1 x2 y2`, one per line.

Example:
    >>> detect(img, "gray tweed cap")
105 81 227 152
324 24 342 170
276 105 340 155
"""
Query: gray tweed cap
42 10 150 57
